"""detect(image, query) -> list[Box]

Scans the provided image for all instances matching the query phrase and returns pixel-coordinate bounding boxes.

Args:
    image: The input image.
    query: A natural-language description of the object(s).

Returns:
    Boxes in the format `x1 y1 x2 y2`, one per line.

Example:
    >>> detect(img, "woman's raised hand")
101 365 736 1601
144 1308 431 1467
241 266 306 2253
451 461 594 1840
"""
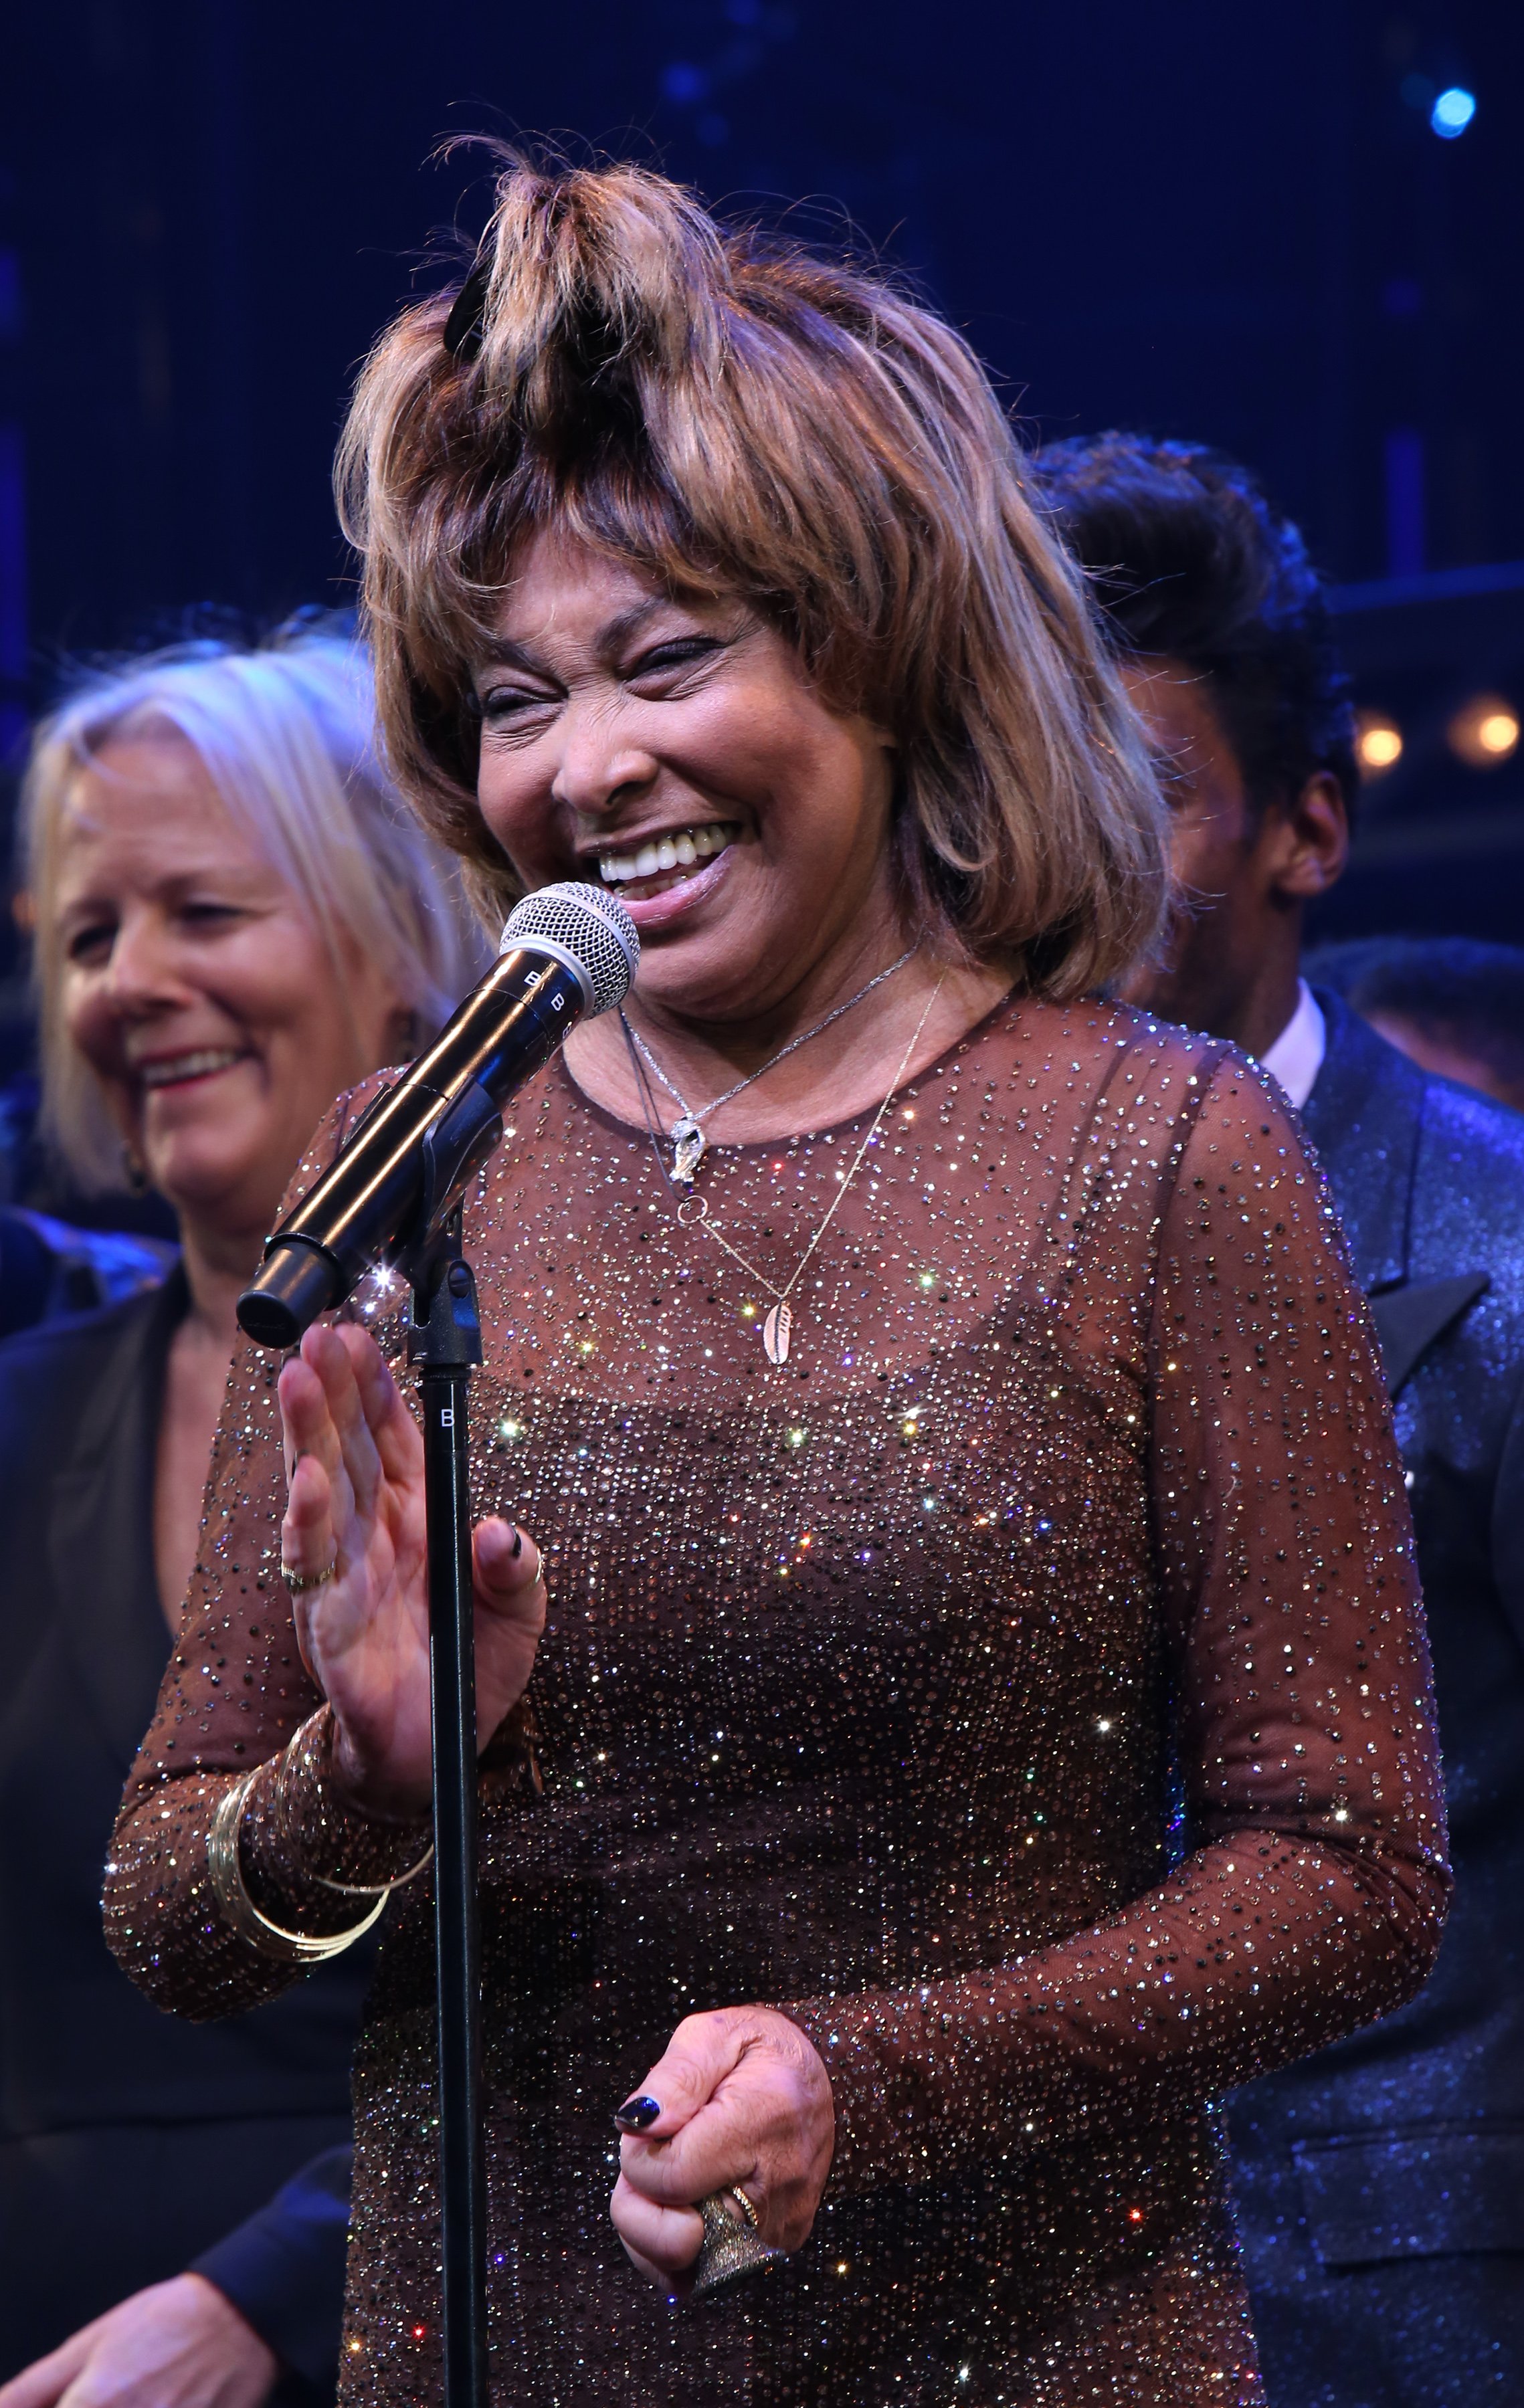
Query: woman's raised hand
609 2006 834 2292
277 1320 545 1819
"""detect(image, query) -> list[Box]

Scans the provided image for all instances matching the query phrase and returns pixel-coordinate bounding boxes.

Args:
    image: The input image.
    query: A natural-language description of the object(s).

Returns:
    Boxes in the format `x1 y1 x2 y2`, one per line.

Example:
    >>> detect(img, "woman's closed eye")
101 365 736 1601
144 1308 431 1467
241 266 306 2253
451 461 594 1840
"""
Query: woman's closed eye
178 898 247 932
478 681 561 736
623 635 730 691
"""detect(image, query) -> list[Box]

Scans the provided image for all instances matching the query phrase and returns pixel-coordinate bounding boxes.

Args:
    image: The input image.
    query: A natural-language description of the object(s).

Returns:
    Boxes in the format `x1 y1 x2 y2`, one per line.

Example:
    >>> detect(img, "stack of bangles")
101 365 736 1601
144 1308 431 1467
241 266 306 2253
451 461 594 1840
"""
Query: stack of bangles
206 1760 433 1964
207 1540 550 1963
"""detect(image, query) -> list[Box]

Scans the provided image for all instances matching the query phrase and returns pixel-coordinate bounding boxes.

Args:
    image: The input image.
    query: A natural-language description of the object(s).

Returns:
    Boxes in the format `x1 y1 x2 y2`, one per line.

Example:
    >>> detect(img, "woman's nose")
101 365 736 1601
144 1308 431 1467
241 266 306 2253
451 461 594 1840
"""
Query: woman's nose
101 912 195 1012
549 702 660 819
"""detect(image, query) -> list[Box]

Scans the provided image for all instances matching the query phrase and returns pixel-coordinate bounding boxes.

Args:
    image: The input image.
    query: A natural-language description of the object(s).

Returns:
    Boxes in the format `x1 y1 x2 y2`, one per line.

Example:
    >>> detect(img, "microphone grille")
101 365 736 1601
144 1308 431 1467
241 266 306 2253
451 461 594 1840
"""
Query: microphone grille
499 881 640 1016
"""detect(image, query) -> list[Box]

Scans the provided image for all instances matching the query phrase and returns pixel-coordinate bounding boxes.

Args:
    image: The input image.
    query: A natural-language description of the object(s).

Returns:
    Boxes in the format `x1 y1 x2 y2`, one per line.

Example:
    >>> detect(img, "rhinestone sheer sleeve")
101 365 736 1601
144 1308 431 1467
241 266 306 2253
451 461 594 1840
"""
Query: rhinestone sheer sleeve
103 999 1448 2405
788 1051 1447 2194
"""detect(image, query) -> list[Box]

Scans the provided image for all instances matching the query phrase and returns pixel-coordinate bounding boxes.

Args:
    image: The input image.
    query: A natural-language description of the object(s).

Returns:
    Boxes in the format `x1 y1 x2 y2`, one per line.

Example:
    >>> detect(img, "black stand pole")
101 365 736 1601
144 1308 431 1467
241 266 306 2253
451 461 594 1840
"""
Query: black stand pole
408 1213 487 2408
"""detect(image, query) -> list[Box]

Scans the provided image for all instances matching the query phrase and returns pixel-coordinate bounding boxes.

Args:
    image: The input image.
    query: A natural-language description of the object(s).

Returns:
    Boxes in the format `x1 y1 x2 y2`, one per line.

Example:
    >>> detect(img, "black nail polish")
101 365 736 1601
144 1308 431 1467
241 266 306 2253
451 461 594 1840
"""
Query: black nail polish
512 1526 524 1559
613 2094 661 2132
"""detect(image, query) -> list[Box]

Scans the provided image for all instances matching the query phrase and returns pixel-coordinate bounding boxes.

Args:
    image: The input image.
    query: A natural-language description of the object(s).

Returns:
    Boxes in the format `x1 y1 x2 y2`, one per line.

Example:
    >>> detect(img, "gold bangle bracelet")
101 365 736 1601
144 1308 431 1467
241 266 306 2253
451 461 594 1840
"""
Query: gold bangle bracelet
207 1770 390 1965
316 1841 436 1899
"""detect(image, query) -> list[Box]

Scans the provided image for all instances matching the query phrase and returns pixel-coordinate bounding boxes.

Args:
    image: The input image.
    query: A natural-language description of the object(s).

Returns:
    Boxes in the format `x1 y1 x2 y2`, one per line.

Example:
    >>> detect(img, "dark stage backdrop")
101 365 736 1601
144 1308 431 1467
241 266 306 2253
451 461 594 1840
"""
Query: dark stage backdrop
3 0 1523 935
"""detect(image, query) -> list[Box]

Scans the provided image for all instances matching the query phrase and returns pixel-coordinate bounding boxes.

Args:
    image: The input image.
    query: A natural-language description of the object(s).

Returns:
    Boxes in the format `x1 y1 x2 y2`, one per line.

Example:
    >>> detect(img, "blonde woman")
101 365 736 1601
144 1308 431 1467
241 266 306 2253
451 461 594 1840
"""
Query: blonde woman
0 626 488 2407
106 169 1447 2404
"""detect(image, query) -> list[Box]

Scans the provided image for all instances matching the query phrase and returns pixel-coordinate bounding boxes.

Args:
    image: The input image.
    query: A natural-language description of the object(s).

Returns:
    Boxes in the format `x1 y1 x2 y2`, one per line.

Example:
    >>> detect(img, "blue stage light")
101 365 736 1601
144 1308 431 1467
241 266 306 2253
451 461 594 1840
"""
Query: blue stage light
1430 86 1476 138
660 61 708 104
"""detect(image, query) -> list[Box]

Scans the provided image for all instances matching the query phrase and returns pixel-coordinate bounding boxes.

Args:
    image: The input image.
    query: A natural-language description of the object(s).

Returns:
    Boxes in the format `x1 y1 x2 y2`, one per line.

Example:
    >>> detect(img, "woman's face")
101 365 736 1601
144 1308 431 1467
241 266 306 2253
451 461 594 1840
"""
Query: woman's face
54 732 411 1239
471 532 900 1023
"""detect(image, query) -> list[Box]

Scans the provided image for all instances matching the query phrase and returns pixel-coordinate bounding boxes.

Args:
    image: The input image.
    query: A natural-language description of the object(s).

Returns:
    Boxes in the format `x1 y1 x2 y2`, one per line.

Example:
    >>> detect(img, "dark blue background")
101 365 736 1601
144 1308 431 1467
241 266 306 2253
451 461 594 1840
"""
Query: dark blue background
3 1 1521 934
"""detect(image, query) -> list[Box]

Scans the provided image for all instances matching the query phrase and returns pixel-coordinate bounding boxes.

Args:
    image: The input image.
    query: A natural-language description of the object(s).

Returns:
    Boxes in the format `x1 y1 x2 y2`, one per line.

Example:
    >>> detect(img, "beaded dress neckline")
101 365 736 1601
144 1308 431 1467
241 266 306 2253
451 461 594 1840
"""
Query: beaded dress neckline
561 979 1022 1159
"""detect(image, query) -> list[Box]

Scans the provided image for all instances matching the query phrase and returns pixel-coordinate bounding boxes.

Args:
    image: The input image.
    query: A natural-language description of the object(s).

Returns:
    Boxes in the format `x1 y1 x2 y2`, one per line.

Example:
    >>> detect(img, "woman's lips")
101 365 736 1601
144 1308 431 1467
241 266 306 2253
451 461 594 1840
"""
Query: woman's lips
598 843 735 930
136 1046 249 1092
597 820 740 889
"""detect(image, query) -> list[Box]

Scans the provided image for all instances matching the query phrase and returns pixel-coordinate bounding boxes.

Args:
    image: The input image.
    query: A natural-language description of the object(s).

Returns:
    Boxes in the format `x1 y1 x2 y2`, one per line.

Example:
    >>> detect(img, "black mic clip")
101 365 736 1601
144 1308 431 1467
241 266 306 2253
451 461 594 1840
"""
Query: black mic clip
397 1088 500 1373
398 1078 504 1289
405 1219 484 1375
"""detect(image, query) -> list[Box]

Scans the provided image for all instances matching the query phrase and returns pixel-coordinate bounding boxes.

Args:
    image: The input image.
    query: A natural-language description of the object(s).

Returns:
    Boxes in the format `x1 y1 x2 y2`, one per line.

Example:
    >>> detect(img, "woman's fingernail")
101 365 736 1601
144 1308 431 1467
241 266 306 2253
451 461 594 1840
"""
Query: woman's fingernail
512 1526 524 1559
613 2094 662 2132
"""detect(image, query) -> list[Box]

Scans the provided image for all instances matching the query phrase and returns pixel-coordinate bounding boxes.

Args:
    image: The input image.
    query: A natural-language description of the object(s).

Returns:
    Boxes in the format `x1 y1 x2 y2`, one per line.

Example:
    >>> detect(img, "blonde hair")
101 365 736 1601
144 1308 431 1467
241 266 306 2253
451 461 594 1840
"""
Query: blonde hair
22 622 493 1191
337 157 1168 991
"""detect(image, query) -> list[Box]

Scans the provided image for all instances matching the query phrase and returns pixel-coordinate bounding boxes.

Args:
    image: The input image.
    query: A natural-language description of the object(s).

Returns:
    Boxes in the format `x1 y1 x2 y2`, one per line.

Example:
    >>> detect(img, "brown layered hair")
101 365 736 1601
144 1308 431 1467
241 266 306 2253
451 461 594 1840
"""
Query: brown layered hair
337 157 1167 995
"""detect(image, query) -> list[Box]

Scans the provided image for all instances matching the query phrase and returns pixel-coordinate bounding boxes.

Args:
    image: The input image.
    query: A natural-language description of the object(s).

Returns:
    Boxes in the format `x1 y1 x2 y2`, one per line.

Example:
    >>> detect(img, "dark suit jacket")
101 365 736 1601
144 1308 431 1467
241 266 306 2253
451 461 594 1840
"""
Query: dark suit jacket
1229 993 1524 2407
0 1270 373 2391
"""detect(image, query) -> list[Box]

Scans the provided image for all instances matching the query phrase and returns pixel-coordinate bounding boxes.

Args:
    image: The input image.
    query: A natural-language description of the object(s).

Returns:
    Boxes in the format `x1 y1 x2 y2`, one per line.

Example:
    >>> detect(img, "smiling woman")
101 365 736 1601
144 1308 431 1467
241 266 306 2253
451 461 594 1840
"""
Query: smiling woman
27 631 484 1202
0 627 489 2404
339 173 1165 1001
52 737 408 1241
102 165 1448 2408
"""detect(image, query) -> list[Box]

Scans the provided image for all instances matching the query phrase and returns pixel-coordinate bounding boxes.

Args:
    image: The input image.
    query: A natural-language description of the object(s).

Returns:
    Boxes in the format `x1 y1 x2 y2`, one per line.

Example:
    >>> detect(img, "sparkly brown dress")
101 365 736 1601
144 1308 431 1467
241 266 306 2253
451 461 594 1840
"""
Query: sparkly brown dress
105 996 1449 2407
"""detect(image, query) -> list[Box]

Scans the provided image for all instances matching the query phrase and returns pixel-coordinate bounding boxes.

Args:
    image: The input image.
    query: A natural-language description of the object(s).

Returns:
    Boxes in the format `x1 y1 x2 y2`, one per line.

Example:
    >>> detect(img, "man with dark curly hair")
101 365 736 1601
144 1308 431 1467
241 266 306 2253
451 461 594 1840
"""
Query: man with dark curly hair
1038 431 1524 2407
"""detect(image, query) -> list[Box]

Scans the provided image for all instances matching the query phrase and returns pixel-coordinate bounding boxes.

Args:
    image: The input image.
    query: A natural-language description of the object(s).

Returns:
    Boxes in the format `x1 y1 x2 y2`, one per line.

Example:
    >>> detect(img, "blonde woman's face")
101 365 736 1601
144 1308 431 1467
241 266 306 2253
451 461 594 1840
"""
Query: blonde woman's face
53 734 410 1238
472 532 900 1021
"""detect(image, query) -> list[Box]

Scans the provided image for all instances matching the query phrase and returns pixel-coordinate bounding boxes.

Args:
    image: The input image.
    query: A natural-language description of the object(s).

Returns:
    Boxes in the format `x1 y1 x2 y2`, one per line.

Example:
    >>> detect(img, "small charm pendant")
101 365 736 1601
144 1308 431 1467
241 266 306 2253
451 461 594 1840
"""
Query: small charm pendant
672 1116 706 1185
762 1302 792 1365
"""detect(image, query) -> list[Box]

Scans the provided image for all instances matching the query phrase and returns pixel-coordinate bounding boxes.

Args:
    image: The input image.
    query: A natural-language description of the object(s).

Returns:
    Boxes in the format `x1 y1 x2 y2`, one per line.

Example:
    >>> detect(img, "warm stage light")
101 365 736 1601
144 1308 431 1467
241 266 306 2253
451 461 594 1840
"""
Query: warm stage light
1355 711 1403 775
1448 693 1521 768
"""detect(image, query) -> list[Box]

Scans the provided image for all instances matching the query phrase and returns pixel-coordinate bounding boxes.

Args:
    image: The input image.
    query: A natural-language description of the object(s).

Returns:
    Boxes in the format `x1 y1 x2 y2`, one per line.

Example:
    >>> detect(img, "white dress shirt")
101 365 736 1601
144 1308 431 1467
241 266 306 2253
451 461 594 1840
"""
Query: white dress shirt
1256 978 1327 1112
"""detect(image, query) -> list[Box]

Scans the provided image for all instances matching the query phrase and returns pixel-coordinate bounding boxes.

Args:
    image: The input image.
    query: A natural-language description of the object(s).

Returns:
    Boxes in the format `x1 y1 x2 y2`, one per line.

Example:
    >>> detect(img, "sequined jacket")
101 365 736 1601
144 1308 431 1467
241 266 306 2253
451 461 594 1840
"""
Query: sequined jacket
1229 992 1524 2403
102 998 1450 2407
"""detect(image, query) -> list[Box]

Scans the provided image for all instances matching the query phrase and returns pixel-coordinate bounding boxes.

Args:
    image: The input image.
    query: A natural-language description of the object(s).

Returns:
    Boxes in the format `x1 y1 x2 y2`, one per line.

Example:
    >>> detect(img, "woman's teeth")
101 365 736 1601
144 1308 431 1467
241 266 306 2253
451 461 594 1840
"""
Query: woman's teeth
140 1048 244 1090
597 822 739 886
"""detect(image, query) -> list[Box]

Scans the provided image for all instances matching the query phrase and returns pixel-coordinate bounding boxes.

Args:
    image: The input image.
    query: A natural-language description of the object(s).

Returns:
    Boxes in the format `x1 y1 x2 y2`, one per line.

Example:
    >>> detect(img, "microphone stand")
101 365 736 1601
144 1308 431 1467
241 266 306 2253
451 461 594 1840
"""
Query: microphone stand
234 892 643 2400
406 1205 488 2408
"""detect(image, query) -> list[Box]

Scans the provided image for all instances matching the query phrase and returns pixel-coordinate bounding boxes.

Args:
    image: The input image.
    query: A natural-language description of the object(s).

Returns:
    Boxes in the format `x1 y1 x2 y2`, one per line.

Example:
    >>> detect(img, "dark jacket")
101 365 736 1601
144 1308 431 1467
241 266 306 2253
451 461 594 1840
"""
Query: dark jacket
1229 991 1524 2407
0 1270 371 2393
0 1205 175 1339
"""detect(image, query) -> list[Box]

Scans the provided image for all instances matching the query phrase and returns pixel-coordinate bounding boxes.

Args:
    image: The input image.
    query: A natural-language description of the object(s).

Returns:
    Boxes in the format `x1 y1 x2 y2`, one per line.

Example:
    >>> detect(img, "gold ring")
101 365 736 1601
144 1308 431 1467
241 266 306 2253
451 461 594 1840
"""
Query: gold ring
727 2183 760 2232
282 1557 338 1594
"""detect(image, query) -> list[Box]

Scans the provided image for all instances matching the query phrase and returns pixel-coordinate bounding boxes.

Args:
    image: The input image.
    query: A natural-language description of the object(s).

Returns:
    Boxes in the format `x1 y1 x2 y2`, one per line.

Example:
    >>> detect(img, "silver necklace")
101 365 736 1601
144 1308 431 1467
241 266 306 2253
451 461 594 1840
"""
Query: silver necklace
624 977 945 1365
617 944 918 1185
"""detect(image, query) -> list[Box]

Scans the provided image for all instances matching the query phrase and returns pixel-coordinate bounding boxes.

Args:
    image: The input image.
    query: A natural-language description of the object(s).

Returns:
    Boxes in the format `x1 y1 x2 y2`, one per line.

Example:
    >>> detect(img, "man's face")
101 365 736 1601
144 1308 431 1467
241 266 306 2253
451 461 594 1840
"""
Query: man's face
1117 659 1291 1037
